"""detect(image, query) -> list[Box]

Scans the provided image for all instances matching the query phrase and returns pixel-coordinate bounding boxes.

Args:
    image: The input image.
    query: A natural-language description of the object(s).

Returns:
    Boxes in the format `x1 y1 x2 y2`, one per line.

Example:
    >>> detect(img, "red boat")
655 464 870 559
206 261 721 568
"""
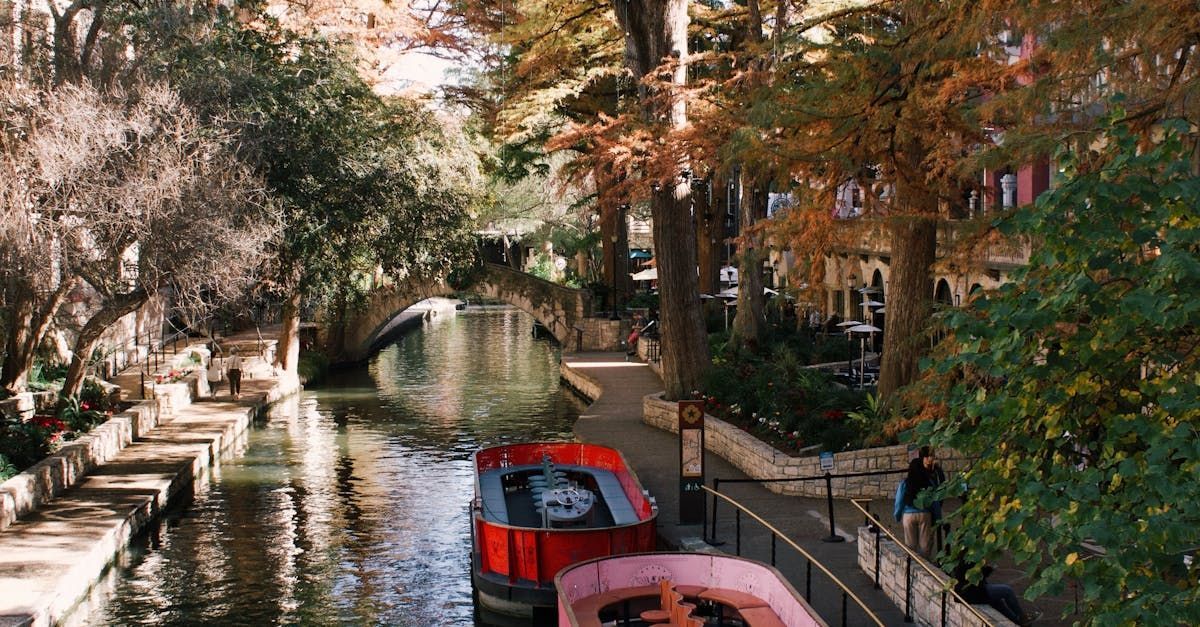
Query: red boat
471 442 659 625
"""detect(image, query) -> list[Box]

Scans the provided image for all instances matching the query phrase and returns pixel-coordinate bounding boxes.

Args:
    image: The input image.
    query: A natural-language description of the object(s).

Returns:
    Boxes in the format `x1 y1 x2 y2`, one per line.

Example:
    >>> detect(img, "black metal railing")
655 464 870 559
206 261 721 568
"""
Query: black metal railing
850 499 993 626
701 486 885 627
705 468 907 548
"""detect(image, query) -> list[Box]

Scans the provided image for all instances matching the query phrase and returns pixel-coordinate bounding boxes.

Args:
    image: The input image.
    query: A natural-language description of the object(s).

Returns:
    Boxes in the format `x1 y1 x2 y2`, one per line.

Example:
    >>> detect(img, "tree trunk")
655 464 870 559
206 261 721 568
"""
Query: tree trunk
653 183 710 399
614 0 707 399
61 289 147 399
695 177 719 296
2 290 35 393
878 215 937 399
277 289 302 375
731 176 766 348
1 278 75 393
601 201 620 311
615 203 631 305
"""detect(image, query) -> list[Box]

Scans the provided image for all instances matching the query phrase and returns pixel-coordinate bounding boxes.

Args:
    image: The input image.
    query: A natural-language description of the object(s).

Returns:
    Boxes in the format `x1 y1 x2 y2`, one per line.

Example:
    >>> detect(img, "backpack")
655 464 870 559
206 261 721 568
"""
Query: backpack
893 478 907 522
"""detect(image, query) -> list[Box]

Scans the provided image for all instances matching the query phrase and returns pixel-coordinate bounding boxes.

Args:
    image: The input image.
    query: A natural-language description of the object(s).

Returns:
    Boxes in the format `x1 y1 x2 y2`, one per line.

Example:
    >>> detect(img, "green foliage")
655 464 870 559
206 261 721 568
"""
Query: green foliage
526 253 555 282
0 453 16 482
0 417 53 474
57 396 107 432
626 292 660 310
918 118 1200 622
142 8 479 305
702 327 873 452
30 362 68 385
297 350 330 385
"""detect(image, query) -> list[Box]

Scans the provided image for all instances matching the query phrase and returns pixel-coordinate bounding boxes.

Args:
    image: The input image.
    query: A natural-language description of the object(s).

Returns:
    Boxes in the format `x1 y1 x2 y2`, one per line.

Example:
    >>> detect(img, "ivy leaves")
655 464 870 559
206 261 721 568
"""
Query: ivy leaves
920 118 1200 623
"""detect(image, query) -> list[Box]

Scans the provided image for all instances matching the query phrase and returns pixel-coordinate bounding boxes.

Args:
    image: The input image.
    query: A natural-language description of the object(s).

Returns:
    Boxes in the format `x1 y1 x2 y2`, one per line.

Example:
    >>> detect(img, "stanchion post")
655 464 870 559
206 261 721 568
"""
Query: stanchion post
821 472 845 543
735 510 741 556
708 478 723 545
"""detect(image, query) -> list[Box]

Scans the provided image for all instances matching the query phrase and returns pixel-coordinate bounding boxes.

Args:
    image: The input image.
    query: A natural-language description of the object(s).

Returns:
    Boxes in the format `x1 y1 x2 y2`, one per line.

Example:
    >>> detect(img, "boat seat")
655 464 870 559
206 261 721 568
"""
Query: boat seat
590 469 640 525
698 587 769 610
570 585 660 627
478 469 509 524
737 606 787 627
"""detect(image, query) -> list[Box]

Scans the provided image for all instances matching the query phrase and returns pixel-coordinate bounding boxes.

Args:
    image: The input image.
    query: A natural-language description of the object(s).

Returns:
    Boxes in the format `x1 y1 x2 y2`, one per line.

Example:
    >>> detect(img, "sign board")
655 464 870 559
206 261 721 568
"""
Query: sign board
678 400 706 524
819 451 835 473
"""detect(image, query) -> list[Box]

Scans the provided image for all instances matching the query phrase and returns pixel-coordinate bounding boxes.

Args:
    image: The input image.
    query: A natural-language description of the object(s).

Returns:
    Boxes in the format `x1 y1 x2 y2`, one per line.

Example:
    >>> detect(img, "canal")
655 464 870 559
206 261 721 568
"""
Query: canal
81 306 583 626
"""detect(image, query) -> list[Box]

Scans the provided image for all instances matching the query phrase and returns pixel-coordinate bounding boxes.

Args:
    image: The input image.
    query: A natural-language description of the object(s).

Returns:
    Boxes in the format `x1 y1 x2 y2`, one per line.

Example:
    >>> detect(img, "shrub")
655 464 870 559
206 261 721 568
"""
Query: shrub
0 417 55 472
0 453 16 482
699 338 886 453
297 350 330 384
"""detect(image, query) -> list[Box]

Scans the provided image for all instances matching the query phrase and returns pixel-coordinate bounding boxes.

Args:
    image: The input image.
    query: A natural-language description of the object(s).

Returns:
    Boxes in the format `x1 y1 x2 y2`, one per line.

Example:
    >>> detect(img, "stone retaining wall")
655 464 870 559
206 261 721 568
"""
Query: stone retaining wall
559 359 603 402
0 383 192 533
643 393 967 499
857 526 1013 627
577 318 628 352
0 344 216 534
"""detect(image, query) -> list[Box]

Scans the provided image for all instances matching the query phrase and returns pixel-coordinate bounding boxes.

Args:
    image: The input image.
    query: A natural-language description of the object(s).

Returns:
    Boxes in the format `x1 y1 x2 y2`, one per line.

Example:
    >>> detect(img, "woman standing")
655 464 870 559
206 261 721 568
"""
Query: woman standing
226 348 244 400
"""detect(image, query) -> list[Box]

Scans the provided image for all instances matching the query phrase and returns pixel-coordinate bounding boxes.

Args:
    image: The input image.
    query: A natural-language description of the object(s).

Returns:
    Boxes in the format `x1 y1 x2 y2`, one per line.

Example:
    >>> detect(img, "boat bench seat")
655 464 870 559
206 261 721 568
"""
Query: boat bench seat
589 470 641 525
698 587 770 610
571 585 660 627
736 606 787 627
478 470 509 524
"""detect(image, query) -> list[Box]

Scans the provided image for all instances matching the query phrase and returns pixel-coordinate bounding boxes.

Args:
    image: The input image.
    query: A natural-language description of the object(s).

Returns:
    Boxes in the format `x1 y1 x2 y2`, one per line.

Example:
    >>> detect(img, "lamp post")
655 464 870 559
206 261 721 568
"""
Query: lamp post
610 231 621 320
846 275 856 372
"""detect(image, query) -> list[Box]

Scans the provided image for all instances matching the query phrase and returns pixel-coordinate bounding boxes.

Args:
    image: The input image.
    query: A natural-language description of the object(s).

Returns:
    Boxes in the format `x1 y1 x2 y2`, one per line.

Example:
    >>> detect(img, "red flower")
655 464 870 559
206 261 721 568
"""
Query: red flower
32 415 67 431
80 402 90 411
823 409 845 421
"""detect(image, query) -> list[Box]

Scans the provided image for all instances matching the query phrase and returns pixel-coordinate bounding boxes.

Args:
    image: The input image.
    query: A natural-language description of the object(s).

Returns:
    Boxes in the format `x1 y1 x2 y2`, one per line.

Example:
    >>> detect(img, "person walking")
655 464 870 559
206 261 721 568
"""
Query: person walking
227 347 244 400
206 356 224 398
901 446 938 557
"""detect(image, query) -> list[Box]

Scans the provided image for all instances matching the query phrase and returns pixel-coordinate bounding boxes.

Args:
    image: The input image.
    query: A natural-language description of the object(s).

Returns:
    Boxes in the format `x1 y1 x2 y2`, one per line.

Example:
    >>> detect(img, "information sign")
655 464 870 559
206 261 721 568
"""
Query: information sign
678 400 706 524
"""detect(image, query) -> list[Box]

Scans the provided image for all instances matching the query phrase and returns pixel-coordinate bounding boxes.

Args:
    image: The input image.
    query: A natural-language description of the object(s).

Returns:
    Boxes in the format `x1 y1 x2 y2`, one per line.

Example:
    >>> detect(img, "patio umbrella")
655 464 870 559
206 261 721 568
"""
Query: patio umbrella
836 320 863 327
874 306 885 313
630 268 657 281
863 299 885 308
847 324 882 334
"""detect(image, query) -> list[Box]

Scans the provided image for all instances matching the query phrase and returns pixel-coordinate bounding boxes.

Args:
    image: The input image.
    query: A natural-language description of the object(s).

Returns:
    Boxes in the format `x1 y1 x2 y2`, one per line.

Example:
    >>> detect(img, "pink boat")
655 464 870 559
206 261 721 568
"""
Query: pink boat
555 552 827 627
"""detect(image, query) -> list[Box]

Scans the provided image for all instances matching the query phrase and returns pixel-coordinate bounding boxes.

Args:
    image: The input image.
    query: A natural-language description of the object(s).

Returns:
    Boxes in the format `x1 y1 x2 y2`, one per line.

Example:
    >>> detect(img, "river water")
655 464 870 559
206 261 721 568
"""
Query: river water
82 307 583 626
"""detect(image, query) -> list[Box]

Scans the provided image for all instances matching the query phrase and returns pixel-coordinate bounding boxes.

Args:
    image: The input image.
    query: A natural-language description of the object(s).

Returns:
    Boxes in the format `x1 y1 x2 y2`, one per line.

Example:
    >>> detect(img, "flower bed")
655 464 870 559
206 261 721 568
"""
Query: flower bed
700 346 880 453
0 381 123 482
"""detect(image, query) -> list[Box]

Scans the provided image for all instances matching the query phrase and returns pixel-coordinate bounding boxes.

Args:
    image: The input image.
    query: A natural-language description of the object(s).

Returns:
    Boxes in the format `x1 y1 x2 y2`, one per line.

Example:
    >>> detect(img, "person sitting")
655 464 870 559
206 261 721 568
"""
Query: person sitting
625 328 640 360
952 561 1041 625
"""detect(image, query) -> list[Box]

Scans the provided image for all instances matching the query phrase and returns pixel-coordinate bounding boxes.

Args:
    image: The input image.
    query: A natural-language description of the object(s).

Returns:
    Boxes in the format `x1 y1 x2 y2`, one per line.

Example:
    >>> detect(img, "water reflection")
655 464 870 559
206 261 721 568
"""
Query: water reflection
84 307 582 626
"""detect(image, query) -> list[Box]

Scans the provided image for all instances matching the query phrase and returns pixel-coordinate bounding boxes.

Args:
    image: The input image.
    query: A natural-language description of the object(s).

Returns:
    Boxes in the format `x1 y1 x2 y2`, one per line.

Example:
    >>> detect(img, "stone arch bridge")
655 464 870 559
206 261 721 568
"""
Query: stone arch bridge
329 263 595 364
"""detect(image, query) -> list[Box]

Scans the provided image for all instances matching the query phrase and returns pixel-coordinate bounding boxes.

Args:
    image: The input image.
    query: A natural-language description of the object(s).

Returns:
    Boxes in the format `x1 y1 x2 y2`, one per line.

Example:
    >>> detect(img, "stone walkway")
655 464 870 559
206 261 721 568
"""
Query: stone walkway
563 352 909 626
0 329 293 627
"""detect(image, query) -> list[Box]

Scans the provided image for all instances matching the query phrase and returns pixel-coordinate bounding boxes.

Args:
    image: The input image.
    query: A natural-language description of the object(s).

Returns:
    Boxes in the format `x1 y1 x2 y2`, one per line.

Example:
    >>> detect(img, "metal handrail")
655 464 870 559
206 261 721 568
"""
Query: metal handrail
702 486 885 627
849 498 993 624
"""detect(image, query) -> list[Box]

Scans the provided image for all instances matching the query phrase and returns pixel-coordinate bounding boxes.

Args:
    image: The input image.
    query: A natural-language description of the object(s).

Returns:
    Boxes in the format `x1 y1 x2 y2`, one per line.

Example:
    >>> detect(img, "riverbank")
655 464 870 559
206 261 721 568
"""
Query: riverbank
0 331 296 627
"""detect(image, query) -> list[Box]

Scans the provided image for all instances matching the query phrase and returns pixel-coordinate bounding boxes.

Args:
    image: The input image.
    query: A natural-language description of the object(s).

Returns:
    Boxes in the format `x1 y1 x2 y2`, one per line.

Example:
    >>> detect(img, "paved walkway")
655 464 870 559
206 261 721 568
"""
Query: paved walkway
0 329 291 627
564 352 909 626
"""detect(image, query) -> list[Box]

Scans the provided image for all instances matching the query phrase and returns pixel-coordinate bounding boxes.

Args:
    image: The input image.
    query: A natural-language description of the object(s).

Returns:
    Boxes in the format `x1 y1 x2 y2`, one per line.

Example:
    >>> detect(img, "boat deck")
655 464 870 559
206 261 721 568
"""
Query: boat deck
478 464 641 528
